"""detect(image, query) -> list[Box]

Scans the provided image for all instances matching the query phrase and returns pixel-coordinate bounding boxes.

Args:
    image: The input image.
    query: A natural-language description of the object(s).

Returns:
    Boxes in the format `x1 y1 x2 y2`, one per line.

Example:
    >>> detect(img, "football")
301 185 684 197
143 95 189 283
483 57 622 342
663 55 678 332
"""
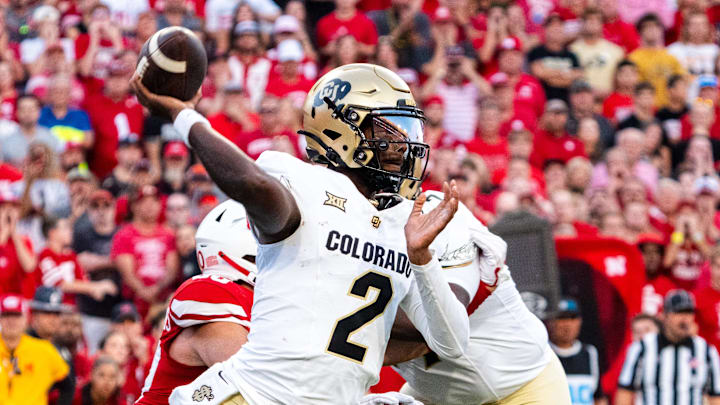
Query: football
135 26 208 101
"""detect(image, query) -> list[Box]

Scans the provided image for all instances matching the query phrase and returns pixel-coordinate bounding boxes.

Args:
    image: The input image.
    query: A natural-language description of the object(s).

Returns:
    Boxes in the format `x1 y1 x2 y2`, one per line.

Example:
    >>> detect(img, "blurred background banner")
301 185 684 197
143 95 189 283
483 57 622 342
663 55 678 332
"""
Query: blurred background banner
556 237 645 396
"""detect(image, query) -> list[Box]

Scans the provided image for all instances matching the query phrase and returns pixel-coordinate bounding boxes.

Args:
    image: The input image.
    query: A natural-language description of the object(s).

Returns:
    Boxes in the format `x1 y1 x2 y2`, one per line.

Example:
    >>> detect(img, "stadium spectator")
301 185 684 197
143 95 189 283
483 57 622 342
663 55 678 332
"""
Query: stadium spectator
155 0 202 31
75 4 124 81
527 13 582 103
550 189 598 238
638 234 677 316
694 245 720 351
97 330 140 403
664 200 712 290
0 62 19 121
264 39 314 106
165 193 191 229
420 45 490 142
72 189 121 354
20 6 75 77
529 100 586 169
268 15 317 79
101 137 143 197
630 313 660 341
567 79 615 148
108 302 151 376
548 298 607 405
85 56 144 180
34 215 116 304
39 74 93 151
628 14 685 107
18 142 72 236
368 0 431 71
617 82 657 130
569 8 625 95
55 311 92 384
616 290 720 404
315 0 378 58
28 286 76 405
71 356 124 405
0 294 69 405
603 60 639 125
227 20 271 110
656 74 690 144
465 97 508 182
1 94 60 168
0 192 36 296
111 185 178 318
175 223 200 279
599 0 640 53
667 12 718 78
234 96 302 159
322 34 363 74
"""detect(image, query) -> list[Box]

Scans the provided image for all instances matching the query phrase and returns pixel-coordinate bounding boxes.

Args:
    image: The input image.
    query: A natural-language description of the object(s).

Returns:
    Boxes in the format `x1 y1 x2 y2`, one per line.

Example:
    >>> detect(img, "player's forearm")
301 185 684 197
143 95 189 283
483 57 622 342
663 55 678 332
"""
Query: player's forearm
383 338 429 366
188 123 301 243
405 256 470 359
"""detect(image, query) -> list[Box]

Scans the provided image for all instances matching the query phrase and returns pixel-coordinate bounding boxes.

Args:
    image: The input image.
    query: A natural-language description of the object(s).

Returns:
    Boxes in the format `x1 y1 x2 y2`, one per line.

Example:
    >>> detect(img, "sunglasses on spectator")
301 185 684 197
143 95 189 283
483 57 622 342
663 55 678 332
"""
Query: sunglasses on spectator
167 204 188 210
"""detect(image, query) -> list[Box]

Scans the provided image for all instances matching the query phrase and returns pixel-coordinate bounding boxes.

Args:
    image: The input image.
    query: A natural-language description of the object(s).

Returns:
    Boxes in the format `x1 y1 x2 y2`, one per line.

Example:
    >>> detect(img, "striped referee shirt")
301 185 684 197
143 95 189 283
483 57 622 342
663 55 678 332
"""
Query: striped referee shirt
618 332 720 405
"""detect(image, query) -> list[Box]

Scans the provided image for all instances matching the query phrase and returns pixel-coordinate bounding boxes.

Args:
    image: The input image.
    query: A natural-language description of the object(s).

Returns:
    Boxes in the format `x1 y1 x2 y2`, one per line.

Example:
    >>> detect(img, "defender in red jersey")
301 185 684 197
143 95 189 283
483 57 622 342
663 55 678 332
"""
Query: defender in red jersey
136 200 257 404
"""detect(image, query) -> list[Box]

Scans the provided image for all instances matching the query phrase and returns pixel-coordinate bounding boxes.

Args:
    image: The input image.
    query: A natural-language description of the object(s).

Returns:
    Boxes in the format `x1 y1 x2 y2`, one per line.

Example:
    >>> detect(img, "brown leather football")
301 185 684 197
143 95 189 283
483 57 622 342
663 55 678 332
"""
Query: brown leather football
135 27 208 101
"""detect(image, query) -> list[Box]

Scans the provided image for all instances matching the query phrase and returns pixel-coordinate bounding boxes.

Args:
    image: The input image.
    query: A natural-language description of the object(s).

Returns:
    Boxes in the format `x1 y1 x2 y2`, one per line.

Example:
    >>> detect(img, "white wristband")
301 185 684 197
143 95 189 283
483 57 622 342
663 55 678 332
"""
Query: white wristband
173 109 209 147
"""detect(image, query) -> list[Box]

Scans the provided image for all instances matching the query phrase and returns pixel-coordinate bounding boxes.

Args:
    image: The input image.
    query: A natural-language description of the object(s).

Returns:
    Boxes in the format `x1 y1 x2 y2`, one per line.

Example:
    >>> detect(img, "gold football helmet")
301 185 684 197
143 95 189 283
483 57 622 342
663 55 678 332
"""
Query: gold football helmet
300 63 429 203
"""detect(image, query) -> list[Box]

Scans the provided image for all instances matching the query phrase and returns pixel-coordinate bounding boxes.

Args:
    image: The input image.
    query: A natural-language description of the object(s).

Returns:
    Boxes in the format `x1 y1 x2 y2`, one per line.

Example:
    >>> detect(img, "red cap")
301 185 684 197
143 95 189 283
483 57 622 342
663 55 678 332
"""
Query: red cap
164 141 189 158
424 95 444 107
0 294 27 315
498 37 522 53
432 6 453 23
133 185 159 203
187 163 210 181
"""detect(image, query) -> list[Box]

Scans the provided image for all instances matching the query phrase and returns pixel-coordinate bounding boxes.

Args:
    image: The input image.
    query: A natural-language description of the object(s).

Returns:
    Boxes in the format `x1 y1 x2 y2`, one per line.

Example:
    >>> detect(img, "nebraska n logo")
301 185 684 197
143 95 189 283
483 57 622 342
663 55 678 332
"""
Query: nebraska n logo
192 385 214 402
324 191 347 212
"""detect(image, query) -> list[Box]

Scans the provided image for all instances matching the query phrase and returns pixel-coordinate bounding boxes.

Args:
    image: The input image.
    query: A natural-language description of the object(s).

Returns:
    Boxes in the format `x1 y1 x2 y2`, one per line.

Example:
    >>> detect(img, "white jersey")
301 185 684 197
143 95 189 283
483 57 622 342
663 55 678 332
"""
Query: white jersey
394 195 553 405
231 151 458 404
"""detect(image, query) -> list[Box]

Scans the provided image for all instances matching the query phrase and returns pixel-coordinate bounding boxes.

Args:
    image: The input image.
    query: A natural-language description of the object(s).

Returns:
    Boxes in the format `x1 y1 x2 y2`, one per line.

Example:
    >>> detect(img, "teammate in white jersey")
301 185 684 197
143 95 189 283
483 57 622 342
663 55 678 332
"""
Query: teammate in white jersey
131 64 470 405
385 191 572 405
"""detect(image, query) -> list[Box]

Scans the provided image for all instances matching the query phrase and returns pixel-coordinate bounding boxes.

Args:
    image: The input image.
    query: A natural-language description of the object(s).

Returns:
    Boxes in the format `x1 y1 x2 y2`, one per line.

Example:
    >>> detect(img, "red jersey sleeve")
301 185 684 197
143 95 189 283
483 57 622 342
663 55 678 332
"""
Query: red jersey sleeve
168 275 253 329
110 226 134 259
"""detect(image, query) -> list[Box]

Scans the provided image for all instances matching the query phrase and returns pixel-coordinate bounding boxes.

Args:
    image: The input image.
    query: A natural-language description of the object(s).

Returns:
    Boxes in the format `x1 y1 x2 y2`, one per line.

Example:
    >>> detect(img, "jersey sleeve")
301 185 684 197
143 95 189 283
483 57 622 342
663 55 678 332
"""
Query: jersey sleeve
617 340 644 390
168 276 252 329
44 341 70 382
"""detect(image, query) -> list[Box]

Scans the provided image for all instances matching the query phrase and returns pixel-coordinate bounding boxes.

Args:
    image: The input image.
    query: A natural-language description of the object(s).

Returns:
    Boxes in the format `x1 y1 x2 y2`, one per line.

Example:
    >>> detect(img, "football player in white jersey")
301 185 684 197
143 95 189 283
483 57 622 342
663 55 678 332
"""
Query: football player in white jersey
131 64 470 405
383 191 572 405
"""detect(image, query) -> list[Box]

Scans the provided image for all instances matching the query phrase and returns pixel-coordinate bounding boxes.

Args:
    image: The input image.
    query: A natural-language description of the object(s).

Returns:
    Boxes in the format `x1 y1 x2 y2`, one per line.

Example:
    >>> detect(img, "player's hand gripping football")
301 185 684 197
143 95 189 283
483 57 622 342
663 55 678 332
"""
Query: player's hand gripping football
130 75 202 120
405 180 459 265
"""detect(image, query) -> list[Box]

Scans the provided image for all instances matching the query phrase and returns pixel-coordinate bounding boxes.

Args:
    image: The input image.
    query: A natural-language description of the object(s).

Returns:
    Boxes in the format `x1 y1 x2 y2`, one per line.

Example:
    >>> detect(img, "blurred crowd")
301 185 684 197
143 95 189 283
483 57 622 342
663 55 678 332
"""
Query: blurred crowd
0 0 719 402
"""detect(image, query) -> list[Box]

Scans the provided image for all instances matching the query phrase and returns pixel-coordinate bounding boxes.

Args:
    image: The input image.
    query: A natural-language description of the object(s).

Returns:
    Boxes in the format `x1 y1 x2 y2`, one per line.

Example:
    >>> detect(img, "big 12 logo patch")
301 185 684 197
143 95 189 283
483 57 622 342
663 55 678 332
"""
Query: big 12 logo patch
313 78 352 108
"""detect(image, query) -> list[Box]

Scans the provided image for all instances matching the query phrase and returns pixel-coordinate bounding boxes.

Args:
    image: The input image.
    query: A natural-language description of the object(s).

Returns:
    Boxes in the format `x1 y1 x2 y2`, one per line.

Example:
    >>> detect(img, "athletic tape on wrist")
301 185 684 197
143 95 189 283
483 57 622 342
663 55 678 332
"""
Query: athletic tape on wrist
174 109 209 147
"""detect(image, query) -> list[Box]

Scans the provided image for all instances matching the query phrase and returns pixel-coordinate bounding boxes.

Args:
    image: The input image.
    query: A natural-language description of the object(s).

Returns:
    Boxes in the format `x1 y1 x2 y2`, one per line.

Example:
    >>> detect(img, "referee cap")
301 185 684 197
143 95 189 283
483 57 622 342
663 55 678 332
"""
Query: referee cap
664 290 695 313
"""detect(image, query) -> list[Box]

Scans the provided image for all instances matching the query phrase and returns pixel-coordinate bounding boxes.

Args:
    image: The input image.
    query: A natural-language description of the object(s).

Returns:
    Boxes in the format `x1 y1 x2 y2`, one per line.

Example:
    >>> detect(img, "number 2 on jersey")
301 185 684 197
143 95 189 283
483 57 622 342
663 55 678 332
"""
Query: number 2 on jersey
327 271 393 363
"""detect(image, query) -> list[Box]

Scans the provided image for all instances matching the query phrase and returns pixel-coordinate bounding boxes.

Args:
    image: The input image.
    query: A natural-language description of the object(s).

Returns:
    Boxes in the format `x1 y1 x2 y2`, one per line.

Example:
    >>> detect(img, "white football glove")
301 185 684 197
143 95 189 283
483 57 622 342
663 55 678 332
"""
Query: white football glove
468 221 510 287
358 392 423 405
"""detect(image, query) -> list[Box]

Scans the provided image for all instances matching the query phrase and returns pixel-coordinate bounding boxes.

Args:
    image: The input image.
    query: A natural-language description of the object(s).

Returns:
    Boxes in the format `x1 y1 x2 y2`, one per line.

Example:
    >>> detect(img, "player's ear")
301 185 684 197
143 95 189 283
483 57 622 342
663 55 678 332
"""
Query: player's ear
190 88 203 106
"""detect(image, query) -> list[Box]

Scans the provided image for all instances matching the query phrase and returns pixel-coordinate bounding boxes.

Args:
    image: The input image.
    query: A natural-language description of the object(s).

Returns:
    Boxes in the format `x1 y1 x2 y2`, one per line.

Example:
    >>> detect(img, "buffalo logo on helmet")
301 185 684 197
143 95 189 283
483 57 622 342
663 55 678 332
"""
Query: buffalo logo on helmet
191 385 214 402
313 78 351 108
